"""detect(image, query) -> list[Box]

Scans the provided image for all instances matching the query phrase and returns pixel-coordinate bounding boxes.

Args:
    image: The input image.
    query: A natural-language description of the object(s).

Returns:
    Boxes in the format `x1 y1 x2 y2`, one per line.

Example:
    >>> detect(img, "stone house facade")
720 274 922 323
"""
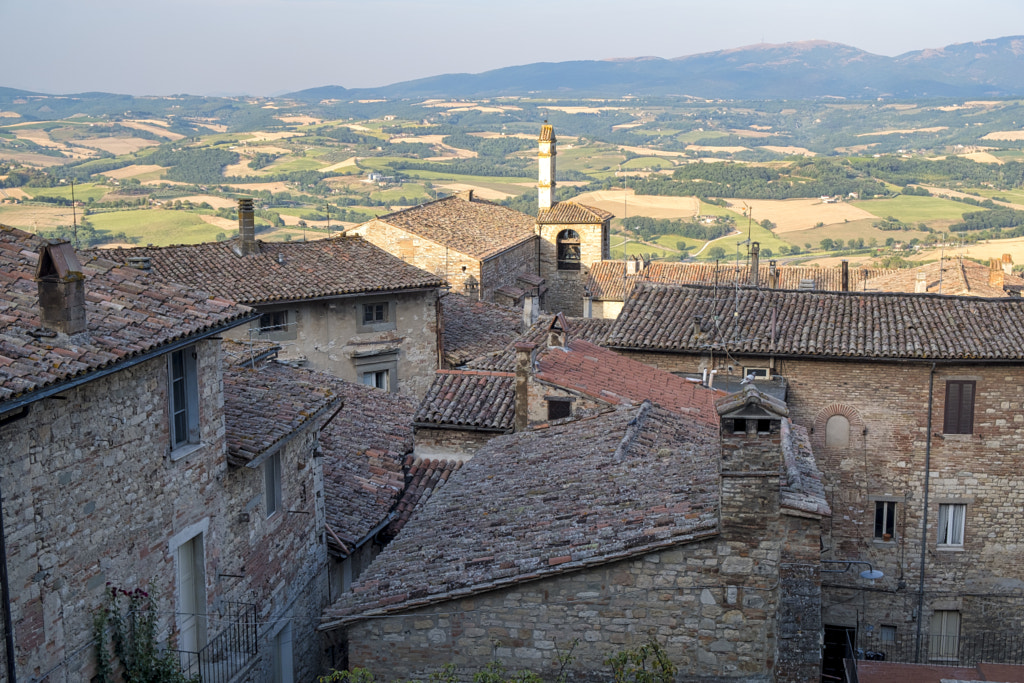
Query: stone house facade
321 390 829 682
0 227 342 682
604 282 1024 670
90 220 445 399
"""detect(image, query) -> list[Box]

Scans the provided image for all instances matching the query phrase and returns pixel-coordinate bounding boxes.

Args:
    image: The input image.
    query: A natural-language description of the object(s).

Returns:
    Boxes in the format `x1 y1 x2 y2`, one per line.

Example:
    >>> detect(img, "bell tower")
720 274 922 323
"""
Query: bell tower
538 123 556 210
535 124 613 317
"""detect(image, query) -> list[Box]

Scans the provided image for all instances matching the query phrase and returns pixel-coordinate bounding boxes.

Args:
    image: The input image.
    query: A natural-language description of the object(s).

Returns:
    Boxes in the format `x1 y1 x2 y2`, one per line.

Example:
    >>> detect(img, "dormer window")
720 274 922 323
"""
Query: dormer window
557 230 581 270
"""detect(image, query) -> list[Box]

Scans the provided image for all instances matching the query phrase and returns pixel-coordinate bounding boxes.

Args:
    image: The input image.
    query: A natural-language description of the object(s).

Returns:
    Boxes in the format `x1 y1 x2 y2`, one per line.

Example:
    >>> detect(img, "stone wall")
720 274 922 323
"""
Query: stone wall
413 427 499 461
479 240 540 304
0 340 333 682
227 288 440 400
220 428 330 682
350 220 477 289
0 340 229 680
616 349 1024 654
346 538 784 682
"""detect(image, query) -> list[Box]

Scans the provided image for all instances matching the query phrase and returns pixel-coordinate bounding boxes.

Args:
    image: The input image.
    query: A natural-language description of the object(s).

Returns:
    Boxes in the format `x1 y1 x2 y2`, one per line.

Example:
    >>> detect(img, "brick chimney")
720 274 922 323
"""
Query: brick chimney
990 258 1005 289
457 189 474 202
1002 254 1014 276
749 242 760 286
547 312 569 348
36 241 86 335
514 342 536 431
538 123 556 210
237 198 258 256
768 260 778 289
841 260 849 292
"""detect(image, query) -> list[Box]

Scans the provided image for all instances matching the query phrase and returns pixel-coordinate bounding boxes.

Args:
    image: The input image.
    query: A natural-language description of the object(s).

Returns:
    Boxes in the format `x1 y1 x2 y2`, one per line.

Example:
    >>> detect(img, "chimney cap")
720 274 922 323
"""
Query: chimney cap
514 341 537 352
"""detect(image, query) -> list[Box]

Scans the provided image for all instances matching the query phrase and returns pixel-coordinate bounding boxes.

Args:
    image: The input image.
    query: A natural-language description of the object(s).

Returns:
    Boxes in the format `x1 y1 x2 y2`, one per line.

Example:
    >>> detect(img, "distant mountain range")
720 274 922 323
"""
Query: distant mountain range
288 36 1024 101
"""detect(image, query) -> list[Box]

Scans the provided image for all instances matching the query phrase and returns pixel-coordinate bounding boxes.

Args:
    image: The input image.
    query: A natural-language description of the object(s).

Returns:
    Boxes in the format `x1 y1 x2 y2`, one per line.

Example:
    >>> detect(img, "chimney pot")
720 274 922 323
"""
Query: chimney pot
1002 253 1014 276
841 260 849 292
36 241 86 335
749 242 760 286
990 258 1005 289
768 260 778 289
915 272 927 293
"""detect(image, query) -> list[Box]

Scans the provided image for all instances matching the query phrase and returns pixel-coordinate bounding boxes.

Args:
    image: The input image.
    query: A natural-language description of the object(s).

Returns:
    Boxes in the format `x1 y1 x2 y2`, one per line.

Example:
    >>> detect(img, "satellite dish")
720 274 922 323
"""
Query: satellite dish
860 569 884 580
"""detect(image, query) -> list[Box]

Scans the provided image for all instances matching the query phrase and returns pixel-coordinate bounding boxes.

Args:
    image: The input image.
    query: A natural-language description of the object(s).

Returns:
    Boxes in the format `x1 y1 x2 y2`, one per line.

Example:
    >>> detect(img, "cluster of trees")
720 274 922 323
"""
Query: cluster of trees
38 220 135 248
622 215 734 242
950 208 1024 232
873 216 914 231
441 132 535 157
248 152 279 170
147 147 239 184
626 160 889 200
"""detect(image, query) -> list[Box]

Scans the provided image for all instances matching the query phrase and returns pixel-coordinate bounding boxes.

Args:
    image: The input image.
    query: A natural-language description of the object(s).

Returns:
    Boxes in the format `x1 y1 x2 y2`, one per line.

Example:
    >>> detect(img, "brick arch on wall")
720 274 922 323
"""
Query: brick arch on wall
813 403 865 451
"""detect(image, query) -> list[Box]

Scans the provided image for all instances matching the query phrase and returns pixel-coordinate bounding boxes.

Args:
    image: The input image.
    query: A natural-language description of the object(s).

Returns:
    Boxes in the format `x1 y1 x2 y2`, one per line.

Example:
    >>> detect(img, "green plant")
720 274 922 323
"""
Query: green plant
604 640 677 683
319 667 377 683
93 585 196 683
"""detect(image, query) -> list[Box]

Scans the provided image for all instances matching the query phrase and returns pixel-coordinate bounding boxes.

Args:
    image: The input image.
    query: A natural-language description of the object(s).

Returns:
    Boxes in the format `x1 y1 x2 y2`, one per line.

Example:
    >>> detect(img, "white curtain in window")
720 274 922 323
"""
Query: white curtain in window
938 504 965 545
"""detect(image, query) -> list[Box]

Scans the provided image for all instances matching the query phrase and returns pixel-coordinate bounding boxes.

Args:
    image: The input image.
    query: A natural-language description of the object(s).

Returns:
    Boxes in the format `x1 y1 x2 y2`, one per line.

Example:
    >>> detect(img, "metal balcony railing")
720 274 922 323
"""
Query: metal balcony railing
175 602 258 683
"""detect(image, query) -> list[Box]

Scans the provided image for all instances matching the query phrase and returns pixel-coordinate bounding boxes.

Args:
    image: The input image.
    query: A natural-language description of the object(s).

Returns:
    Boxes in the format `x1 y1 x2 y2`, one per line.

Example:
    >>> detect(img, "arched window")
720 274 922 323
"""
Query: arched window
825 415 850 449
557 229 581 270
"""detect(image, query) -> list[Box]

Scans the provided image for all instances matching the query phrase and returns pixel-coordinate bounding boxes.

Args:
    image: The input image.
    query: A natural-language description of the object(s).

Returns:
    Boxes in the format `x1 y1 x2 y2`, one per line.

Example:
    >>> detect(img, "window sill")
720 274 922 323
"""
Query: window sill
872 538 897 545
170 442 204 462
936 545 965 552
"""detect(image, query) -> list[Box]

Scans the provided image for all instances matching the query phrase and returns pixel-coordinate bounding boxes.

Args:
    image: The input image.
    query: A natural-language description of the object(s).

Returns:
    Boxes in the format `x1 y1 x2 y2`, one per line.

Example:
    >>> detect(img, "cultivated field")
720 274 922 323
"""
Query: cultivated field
574 189 700 219
726 198 875 233
916 237 1024 264
850 195 968 225
89 209 225 246
83 137 160 155
0 204 77 230
101 164 165 180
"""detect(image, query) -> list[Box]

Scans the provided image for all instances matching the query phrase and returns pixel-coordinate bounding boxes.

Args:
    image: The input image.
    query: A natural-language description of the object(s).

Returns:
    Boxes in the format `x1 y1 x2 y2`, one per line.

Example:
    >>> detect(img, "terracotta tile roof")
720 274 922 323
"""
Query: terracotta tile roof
386 457 463 538
534 339 720 426
866 258 1024 297
414 370 515 431
88 235 443 305
322 403 720 626
370 196 536 260
537 201 614 225
319 380 418 554
587 261 899 302
855 661 1024 683
441 293 523 367
0 225 253 409
221 339 281 367
464 316 614 372
223 361 344 467
607 282 1024 361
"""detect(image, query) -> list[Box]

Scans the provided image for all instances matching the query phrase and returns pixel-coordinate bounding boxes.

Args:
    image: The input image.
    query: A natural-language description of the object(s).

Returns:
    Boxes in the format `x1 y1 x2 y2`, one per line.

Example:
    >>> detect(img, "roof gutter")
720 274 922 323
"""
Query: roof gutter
0 313 259 416
603 346 1024 366
239 285 442 308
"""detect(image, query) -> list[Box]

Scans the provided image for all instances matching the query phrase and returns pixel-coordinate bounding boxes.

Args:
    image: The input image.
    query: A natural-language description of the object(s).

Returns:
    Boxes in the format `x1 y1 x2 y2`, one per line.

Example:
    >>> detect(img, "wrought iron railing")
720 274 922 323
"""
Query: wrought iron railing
852 631 1024 668
175 602 258 683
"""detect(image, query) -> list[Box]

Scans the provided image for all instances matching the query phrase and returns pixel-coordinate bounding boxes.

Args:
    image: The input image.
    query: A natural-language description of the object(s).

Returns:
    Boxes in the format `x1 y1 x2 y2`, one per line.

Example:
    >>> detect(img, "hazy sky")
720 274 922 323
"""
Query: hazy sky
5 0 1024 97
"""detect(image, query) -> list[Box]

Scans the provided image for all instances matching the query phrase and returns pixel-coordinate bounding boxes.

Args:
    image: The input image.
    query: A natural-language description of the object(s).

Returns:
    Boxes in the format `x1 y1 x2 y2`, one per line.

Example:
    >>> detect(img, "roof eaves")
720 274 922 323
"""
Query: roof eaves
1 311 259 414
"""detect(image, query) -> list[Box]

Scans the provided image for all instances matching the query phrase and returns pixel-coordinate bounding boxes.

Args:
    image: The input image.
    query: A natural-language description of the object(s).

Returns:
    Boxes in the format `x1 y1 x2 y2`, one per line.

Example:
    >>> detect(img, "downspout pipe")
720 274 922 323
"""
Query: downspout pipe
1 475 16 683
914 362 936 663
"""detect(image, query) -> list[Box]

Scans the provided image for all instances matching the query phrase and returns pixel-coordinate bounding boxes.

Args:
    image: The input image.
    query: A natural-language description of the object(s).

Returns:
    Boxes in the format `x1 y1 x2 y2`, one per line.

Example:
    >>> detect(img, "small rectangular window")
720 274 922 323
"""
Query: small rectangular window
937 503 965 547
169 346 200 451
943 380 975 434
264 452 282 517
732 418 747 434
880 625 897 643
743 367 770 379
363 303 388 324
259 311 288 333
875 501 896 540
547 399 572 421
361 369 390 391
